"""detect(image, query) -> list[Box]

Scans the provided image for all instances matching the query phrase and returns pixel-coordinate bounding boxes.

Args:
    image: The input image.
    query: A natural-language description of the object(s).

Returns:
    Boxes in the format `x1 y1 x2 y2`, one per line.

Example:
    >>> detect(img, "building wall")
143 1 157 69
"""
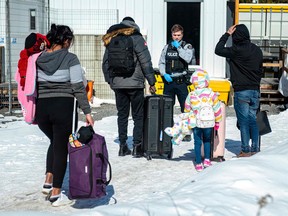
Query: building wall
1 0 229 100
69 35 113 99
201 0 227 78
0 0 48 82
49 0 228 75
48 0 228 99
49 0 166 75
0 0 6 82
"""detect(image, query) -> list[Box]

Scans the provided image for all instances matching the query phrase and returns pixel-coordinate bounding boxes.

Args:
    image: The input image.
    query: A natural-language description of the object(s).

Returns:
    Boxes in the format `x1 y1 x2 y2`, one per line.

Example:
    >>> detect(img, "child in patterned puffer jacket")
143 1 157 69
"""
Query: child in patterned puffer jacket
185 69 222 172
165 69 222 172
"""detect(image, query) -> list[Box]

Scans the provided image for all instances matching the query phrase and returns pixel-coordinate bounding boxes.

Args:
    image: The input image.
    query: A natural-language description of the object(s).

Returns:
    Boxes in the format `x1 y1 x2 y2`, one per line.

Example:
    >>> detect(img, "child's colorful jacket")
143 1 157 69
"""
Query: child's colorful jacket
184 69 222 124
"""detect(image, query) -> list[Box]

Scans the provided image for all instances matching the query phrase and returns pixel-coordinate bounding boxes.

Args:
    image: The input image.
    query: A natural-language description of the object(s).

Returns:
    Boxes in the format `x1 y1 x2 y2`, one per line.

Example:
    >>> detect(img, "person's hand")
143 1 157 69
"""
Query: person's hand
171 40 180 48
164 73 173 83
149 85 156 94
227 25 236 35
214 122 220 130
85 113 94 127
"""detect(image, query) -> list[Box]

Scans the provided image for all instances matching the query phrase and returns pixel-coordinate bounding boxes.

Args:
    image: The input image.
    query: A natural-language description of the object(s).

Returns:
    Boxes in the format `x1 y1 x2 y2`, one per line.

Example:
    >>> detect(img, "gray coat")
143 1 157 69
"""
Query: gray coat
102 20 156 89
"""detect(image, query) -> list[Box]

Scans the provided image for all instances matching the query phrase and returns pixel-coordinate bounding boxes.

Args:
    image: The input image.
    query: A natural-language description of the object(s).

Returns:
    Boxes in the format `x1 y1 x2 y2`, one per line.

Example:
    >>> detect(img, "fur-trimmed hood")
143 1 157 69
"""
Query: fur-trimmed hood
102 20 141 46
102 27 136 46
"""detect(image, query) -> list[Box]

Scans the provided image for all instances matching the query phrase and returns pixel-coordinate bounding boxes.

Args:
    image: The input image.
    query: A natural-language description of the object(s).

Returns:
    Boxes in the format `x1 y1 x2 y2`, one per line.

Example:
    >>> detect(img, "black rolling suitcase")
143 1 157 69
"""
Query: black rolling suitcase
142 95 173 160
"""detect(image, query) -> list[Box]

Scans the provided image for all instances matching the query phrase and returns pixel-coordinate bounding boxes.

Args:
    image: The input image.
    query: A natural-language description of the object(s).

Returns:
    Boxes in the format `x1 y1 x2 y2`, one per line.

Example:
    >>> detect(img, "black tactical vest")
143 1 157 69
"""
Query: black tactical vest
165 42 188 74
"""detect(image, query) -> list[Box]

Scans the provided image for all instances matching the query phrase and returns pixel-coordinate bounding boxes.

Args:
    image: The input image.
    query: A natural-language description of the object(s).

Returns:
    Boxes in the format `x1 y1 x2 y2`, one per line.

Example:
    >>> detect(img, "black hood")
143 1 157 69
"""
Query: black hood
232 24 250 45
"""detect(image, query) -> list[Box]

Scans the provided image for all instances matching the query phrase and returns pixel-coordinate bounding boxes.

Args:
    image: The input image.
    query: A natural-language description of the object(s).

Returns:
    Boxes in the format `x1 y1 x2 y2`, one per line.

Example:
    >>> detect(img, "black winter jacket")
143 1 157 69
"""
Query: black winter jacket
215 24 263 92
102 20 155 89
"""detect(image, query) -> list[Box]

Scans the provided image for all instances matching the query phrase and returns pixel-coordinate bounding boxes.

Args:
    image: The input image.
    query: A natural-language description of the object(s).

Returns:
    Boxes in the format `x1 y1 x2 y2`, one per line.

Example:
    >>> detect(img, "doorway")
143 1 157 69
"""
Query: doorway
167 2 201 65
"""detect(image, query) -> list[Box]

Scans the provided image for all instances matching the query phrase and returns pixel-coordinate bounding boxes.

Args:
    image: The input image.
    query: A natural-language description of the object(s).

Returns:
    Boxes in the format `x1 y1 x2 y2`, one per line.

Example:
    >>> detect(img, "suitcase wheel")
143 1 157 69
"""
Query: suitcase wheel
167 150 173 160
146 155 152 160
211 156 225 162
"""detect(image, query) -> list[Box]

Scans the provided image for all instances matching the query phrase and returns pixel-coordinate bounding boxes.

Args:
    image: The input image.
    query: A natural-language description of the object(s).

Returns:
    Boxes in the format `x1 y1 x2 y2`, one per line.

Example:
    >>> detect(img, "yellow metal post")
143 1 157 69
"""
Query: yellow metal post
235 0 239 24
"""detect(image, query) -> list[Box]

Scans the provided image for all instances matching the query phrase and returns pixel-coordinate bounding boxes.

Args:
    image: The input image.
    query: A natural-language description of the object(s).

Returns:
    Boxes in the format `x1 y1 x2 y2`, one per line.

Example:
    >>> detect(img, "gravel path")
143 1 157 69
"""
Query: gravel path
0 102 284 122
86 102 283 121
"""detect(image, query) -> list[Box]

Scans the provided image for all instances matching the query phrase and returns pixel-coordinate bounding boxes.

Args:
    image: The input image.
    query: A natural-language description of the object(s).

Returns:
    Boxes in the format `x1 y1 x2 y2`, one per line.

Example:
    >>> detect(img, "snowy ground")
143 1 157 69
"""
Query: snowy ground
0 102 288 216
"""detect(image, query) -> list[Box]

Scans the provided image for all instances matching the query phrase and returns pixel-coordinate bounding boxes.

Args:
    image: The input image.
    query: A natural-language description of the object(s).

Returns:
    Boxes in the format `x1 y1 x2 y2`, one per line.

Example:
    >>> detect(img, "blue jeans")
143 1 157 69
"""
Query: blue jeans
193 127 212 164
234 90 260 153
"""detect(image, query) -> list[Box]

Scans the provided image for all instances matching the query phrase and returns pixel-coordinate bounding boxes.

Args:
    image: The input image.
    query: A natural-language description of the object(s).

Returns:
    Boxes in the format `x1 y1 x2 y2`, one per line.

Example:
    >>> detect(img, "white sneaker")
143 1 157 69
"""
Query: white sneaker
51 191 74 207
42 183 52 195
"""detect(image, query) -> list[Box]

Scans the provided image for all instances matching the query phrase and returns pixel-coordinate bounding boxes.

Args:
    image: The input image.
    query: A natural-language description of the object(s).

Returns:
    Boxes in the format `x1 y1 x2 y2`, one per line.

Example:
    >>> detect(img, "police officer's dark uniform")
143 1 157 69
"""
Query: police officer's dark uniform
159 40 195 142
158 40 195 112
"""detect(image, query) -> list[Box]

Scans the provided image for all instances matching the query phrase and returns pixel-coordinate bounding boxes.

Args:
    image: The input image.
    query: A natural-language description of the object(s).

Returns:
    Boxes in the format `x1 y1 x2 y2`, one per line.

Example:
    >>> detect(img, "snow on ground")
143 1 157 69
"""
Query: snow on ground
0 105 287 216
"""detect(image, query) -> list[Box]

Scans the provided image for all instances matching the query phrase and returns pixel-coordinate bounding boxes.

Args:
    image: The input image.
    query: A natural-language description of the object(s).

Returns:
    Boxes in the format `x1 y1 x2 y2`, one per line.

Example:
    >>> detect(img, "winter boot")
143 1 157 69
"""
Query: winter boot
132 143 143 158
118 143 131 156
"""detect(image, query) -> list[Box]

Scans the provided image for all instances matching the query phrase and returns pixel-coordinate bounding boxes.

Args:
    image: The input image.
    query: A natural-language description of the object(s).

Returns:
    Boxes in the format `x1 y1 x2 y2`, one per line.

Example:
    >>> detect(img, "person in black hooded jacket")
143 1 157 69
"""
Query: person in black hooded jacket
215 24 263 157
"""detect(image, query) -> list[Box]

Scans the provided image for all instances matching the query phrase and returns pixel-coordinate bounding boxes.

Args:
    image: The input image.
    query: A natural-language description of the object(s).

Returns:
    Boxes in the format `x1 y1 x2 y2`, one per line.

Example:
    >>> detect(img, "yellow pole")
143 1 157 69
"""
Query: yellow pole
235 0 239 24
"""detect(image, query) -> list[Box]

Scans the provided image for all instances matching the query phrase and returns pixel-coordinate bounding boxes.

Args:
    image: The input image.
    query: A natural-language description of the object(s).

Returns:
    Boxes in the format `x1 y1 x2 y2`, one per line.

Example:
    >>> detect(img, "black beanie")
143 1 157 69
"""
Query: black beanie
77 125 95 144
122 16 135 22
25 33 37 49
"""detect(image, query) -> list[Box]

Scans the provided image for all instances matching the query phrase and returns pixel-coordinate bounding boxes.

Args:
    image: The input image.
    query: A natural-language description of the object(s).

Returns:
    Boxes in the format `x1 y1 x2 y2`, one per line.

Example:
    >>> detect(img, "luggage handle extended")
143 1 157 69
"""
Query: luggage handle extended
72 98 77 133
71 98 112 185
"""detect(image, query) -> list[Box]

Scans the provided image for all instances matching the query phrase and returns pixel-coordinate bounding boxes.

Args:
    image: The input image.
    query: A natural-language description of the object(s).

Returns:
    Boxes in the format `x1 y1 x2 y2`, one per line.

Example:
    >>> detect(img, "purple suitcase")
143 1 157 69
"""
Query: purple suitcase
68 133 111 199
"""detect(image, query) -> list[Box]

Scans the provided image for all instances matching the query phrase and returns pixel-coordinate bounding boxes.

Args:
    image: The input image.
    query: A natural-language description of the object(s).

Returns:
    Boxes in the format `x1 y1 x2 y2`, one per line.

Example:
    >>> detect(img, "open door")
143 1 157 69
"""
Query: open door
167 2 201 65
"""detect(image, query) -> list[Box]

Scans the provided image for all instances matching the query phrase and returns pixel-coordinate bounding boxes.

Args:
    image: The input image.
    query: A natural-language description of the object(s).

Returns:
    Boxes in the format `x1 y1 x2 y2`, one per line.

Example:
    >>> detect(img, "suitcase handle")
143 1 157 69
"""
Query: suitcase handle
96 153 112 185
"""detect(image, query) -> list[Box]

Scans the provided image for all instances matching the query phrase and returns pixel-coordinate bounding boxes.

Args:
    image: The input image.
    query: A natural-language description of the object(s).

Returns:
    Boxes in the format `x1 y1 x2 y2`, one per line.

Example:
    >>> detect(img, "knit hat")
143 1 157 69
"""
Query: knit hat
69 125 95 148
77 125 95 144
25 33 37 49
122 16 135 22
25 33 50 54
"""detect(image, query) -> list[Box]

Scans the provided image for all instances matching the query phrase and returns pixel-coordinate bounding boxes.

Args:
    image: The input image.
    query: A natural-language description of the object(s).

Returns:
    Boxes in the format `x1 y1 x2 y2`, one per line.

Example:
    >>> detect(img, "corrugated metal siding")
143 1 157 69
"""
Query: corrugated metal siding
0 0 5 38
49 0 166 68
0 0 48 82
48 0 168 100
49 0 229 78
202 0 227 78
47 0 230 100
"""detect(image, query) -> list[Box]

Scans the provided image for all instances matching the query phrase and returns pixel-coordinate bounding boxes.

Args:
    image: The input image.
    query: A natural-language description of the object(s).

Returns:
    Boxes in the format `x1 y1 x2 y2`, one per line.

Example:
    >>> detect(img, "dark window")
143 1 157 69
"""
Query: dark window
30 9 36 30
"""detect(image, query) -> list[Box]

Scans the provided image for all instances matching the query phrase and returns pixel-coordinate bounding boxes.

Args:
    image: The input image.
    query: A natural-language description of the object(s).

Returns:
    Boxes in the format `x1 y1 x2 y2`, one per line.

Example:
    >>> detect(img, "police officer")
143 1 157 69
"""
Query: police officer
158 24 195 141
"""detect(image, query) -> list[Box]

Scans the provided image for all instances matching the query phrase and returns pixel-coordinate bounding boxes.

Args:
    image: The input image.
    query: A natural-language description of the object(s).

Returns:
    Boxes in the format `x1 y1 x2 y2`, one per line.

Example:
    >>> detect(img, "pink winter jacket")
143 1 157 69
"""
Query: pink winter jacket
15 52 42 124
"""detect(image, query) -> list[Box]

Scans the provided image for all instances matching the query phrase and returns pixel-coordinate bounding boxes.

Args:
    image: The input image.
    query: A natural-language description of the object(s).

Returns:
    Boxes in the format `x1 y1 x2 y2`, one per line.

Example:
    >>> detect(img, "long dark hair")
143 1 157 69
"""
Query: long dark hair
46 24 74 47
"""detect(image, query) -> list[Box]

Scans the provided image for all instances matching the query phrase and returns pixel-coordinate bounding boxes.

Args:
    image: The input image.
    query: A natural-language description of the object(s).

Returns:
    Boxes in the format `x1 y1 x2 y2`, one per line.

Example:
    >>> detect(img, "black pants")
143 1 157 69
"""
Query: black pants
35 97 75 188
114 88 144 145
164 81 188 112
